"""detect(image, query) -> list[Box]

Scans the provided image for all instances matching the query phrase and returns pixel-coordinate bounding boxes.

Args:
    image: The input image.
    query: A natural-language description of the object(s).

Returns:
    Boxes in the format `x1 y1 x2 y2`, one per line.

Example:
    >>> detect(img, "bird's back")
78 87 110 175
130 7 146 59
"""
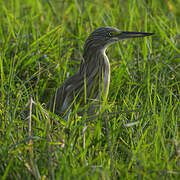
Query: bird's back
48 55 109 116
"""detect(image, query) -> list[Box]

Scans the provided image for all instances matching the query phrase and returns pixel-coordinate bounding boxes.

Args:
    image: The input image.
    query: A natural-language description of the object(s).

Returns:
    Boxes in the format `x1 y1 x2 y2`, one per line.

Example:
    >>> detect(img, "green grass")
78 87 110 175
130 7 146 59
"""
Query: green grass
0 0 180 179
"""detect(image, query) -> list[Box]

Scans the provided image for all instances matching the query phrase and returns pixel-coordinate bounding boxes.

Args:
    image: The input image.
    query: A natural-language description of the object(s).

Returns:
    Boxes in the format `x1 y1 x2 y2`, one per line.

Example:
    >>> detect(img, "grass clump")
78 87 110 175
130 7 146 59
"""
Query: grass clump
0 0 179 179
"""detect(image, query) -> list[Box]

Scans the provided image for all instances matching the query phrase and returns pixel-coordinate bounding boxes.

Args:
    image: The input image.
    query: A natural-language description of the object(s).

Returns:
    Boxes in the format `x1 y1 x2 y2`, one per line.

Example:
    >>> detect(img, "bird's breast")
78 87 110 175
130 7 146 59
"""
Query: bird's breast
102 54 110 99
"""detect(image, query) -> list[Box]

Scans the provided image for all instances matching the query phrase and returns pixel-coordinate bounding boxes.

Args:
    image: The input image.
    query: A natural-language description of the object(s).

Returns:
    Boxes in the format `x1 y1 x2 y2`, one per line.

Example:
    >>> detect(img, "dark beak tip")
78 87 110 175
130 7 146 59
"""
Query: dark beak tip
137 32 154 37
147 32 154 36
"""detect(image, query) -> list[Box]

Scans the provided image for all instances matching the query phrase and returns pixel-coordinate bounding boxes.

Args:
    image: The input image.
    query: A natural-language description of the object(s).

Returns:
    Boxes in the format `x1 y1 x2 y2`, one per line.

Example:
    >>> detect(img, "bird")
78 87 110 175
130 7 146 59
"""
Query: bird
48 27 153 119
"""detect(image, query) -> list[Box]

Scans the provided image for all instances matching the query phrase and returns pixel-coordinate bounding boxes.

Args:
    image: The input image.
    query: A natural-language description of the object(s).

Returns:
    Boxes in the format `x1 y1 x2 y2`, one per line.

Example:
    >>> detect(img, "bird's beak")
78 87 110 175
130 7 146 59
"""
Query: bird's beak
116 31 154 40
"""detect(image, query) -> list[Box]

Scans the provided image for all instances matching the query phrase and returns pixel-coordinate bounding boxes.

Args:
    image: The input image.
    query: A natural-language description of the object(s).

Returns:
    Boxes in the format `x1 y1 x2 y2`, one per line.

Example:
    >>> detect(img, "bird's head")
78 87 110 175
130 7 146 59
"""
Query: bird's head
83 27 153 53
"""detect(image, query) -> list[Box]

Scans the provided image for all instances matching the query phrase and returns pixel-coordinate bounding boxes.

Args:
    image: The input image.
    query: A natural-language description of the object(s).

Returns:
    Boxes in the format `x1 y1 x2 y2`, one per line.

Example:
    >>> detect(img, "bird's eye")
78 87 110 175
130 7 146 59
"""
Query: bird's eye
108 32 112 37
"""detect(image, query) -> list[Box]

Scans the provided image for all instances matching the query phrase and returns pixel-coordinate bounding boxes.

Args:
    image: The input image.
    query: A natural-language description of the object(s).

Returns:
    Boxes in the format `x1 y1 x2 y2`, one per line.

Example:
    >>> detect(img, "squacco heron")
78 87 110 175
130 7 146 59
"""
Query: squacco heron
48 27 153 118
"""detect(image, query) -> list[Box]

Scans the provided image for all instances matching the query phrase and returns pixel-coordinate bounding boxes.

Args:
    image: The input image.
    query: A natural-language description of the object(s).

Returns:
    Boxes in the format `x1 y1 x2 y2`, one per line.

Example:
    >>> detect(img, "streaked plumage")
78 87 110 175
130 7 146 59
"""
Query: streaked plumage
48 27 153 117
